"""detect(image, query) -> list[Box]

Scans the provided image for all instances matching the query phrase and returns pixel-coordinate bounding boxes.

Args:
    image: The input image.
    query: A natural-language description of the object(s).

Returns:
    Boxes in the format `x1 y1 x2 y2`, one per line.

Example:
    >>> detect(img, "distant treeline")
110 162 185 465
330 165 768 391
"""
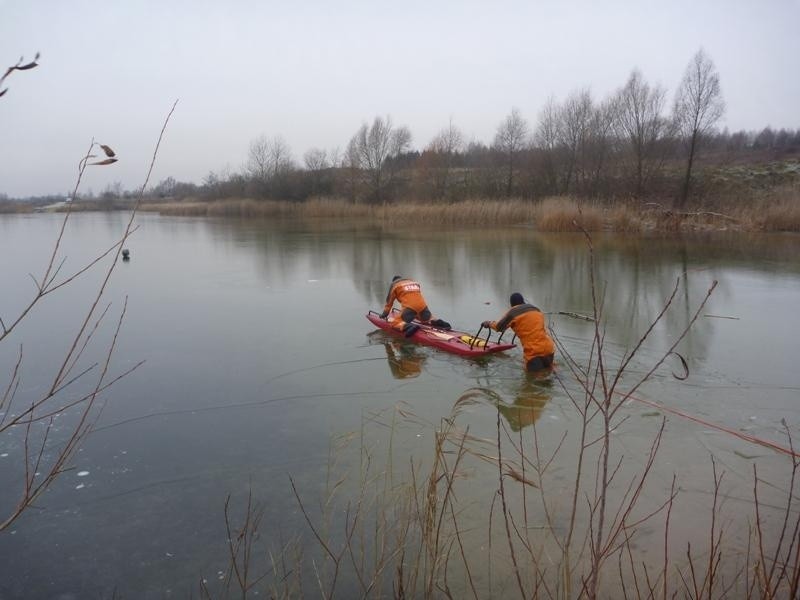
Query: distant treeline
145 121 798 210
147 52 799 210
7 51 799 210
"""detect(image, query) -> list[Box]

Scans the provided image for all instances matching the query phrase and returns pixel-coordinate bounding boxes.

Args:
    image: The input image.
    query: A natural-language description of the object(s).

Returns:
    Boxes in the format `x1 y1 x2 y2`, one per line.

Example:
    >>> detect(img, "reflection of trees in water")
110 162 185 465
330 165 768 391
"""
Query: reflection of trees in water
350 230 561 306
537 237 721 362
202 220 800 362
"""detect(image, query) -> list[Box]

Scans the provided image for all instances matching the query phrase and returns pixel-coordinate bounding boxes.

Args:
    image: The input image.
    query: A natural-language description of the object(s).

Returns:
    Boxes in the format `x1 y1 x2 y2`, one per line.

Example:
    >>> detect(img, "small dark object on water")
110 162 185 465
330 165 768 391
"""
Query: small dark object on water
122 249 130 261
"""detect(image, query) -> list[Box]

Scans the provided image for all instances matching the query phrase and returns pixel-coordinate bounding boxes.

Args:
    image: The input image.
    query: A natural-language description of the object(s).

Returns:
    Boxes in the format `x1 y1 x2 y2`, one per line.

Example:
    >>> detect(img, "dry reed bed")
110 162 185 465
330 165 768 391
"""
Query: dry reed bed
90 191 800 232
142 197 620 231
748 187 800 231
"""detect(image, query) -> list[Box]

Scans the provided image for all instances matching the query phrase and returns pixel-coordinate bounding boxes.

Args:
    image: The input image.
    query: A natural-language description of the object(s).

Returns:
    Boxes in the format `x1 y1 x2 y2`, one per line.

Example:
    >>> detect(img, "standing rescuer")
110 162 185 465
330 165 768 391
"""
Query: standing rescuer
482 292 555 372
380 275 449 337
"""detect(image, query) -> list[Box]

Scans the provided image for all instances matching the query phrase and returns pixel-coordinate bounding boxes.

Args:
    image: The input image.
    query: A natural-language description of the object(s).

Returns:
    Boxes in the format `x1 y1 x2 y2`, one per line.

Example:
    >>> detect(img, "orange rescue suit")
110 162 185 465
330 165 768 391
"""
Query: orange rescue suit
487 304 555 364
383 278 428 315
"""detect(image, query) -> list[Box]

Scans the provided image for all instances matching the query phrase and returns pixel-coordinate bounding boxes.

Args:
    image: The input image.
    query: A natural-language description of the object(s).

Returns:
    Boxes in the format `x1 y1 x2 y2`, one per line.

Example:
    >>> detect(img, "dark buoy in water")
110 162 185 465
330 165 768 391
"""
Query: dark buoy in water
122 248 130 261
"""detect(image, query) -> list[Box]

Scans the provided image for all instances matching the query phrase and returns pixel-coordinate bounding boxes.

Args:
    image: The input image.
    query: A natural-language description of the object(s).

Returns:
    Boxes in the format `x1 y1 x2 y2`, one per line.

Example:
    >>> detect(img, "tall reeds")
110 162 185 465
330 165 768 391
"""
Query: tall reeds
141 193 800 232
752 184 800 232
530 197 604 232
144 196 612 231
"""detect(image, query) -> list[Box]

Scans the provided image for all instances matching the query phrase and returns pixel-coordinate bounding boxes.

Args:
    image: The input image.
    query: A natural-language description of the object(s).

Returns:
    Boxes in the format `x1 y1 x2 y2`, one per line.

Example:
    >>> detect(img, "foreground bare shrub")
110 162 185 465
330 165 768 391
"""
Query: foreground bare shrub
0 102 177 531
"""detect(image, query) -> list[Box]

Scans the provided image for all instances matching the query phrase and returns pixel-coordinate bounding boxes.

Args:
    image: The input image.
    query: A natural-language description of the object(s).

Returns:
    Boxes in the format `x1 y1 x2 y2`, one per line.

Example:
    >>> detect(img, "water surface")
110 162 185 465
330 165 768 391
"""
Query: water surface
1 213 799 598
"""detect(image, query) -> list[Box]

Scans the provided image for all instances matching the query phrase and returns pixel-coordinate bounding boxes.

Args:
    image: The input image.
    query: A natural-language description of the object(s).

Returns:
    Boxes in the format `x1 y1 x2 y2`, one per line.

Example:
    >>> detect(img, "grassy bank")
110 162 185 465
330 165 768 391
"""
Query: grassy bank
137 191 800 233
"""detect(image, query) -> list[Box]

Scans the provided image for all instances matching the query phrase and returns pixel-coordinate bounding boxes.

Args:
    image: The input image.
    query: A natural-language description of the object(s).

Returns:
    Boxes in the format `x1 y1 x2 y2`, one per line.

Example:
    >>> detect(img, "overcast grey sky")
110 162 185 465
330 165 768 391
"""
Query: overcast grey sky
2 0 798 198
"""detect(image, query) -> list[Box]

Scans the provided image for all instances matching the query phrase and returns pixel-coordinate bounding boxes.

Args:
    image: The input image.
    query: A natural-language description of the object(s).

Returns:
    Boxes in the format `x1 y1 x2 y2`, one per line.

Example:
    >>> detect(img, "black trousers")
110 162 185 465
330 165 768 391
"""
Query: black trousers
400 306 431 324
526 354 554 372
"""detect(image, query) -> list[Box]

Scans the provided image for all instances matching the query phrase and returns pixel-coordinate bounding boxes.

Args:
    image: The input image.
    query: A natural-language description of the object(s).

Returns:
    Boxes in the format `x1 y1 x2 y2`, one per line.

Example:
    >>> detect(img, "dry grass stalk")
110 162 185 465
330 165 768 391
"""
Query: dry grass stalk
0 51 39 98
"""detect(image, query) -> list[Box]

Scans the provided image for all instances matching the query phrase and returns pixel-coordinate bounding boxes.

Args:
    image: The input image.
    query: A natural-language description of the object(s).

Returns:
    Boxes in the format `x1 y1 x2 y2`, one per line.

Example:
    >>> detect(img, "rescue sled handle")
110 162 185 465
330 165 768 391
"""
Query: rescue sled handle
475 322 517 347
470 322 517 350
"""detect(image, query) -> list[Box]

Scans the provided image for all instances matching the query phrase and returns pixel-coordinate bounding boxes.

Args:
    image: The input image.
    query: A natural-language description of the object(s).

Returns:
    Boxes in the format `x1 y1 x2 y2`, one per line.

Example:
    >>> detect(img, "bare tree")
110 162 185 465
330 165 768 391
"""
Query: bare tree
246 135 295 194
557 89 594 194
266 136 295 179
673 49 725 207
153 176 178 198
493 107 529 196
429 119 464 157
348 115 412 203
246 135 271 184
341 137 362 202
327 146 342 169
533 97 562 195
427 118 464 199
303 147 328 172
303 147 329 195
583 98 617 197
386 124 412 189
614 70 671 197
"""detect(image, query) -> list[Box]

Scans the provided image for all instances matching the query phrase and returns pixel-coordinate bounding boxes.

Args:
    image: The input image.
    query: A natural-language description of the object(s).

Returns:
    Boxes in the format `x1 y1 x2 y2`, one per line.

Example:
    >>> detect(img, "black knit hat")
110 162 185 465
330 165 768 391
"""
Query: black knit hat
510 292 525 306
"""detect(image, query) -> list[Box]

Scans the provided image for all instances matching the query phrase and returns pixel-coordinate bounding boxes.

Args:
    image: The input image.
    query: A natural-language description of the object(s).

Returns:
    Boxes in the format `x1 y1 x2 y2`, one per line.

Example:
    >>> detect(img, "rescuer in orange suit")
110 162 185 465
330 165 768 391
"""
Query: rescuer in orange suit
380 275 449 337
482 292 555 372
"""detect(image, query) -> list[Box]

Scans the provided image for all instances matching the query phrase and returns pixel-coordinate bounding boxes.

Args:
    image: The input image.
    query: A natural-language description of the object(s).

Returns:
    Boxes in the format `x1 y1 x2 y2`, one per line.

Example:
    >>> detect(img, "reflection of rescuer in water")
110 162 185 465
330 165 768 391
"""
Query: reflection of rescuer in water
482 292 556 373
382 340 426 379
496 377 552 431
380 275 450 337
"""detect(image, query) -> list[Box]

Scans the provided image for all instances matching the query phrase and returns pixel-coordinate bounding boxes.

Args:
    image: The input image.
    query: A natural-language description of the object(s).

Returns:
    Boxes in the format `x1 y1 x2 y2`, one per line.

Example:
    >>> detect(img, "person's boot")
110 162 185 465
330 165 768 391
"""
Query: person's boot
404 323 420 337
431 318 451 330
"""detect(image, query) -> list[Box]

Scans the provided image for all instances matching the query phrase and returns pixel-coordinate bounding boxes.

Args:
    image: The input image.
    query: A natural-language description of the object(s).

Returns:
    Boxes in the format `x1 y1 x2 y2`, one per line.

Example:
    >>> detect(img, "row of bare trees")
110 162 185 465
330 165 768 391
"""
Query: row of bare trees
225 50 730 207
40 49 795 209
239 116 413 204
493 50 724 206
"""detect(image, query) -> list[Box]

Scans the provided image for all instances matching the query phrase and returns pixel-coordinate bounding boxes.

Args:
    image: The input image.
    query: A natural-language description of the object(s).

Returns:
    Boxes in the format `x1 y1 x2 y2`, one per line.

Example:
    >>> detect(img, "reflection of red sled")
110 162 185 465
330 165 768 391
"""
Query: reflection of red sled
367 309 516 358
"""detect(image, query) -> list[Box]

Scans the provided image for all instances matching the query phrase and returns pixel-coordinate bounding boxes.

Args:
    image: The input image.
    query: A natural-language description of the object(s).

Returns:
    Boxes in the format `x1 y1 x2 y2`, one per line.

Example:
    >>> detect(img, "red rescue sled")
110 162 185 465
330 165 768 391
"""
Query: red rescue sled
366 309 516 358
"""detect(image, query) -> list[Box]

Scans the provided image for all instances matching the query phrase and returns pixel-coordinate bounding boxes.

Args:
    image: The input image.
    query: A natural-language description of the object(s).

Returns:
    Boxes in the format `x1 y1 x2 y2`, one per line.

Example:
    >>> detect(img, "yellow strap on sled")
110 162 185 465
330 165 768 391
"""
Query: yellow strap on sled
459 335 487 348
